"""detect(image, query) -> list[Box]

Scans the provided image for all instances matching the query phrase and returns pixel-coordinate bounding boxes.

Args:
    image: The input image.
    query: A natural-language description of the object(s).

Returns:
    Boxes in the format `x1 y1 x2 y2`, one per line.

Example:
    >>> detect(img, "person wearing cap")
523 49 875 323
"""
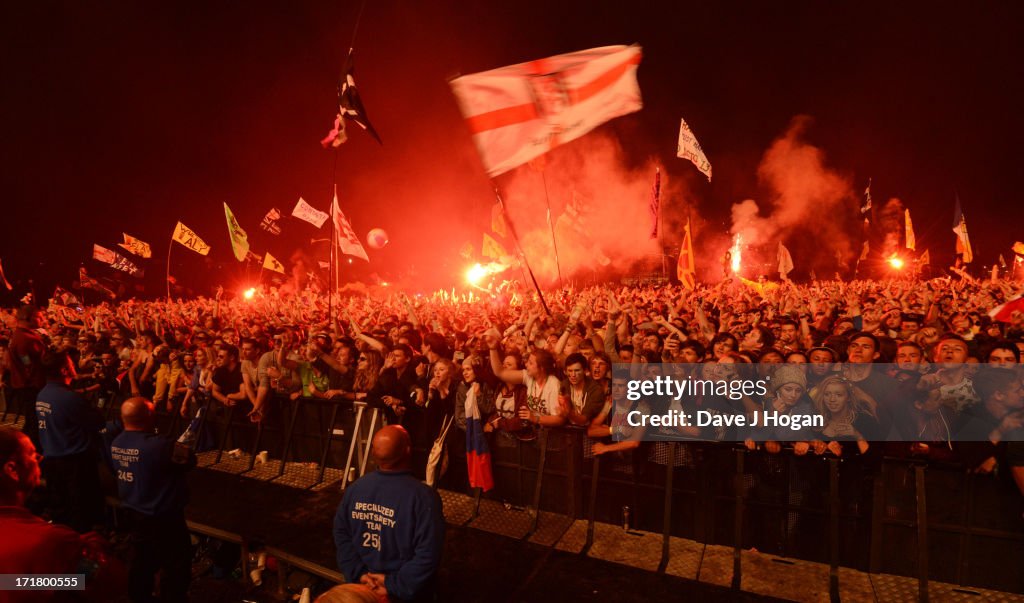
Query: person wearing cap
8 304 47 447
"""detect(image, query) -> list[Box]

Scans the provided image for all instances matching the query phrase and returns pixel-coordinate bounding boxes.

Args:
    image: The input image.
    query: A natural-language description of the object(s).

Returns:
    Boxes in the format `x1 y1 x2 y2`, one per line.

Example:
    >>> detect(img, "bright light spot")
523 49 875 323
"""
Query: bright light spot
730 235 743 273
347 258 353 264
466 263 488 286
888 257 904 270
243 288 256 300
381 282 389 287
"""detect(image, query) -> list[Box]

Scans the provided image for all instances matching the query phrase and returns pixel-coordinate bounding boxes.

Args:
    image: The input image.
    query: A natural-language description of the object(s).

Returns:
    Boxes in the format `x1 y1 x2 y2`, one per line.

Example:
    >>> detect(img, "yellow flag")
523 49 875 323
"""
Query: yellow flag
904 209 916 251
482 233 508 260
676 219 696 290
1013 241 1024 256
262 252 286 274
120 233 152 258
172 222 210 256
491 203 508 238
224 202 250 262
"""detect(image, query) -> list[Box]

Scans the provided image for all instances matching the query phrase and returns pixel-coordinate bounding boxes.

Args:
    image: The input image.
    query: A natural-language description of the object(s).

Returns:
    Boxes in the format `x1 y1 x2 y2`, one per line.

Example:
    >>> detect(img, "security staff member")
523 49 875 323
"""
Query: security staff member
35 350 104 532
111 397 195 603
333 425 444 602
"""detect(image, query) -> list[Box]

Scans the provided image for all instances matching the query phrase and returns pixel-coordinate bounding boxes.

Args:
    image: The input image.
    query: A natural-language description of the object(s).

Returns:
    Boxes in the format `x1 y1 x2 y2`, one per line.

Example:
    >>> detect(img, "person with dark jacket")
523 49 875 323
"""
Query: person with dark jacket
35 350 104 532
9 305 47 447
334 425 444 603
110 397 194 603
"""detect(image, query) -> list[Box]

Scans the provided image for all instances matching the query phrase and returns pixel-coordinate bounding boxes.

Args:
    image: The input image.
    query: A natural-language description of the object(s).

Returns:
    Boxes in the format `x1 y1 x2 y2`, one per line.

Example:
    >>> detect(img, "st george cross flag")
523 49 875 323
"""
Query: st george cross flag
676 118 712 181
904 209 916 251
223 202 250 262
778 242 794 280
172 222 211 256
677 218 696 290
119 233 152 258
321 48 383 147
952 197 973 264
450 45 643 177
332 193 369 261
464 385 494 492
92 244 117 265
649 168 661 239
989 294 1024 323
291 198 329 228
263 252 286 274
260 208 282 235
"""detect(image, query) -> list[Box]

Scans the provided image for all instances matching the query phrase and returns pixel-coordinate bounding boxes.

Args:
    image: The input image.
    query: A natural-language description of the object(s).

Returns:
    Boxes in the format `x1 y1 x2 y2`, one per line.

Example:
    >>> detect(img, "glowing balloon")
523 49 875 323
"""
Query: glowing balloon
366 228 389 249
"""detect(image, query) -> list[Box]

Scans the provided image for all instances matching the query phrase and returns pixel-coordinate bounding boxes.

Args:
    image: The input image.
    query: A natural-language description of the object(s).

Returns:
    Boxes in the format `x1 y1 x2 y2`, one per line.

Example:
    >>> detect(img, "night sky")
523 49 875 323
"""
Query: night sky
4 1 1024 301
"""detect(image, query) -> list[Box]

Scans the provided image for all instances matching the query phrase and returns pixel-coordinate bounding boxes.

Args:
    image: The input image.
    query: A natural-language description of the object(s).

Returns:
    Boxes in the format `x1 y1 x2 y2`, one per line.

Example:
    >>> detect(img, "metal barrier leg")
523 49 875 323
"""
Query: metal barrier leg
868 467 885 574
658 442 676 574
828 457 841 603
915 464 929 603
340 404 366 492
582 454 601 555
316 401 341 486
526 429 549 538
357 408 381 477
274 398 304 479
245 420 264 472
956 472 975 586
732 448 745 591
213 405 236 465
191 395 212 450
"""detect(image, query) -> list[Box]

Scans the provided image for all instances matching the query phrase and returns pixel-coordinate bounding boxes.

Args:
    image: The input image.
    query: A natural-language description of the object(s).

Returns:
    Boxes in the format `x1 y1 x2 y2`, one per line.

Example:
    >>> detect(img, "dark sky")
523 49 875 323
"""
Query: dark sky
3 1 1024 300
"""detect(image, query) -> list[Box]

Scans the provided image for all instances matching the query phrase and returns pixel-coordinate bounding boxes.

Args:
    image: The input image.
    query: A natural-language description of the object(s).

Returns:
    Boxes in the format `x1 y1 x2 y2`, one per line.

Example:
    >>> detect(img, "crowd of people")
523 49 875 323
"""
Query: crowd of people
2 274 1024 599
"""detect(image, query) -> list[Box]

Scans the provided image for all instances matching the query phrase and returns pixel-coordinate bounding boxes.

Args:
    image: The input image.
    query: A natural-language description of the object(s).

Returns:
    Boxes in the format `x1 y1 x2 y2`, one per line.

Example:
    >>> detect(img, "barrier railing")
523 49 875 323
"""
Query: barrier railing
144 395 1024 596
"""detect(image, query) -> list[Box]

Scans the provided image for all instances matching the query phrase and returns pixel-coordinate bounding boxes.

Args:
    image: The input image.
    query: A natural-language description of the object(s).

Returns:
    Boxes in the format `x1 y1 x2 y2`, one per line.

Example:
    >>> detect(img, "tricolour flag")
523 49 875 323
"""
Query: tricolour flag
119 233 152 258
263 252 286 274
291 198 329 228
332 193 369 262
223 202 250 262
649 168 660 239
676 218 696 290
450 45 643 177
0 257 11 290
482 233 508 260
778 242 794 279
321 49 382 148
952 197 973 264
676 118 712 181
260 208 282 235
904 209 916 251
491 203 508 238
172 222 211 256
464 386 494 492
989 294 1024 323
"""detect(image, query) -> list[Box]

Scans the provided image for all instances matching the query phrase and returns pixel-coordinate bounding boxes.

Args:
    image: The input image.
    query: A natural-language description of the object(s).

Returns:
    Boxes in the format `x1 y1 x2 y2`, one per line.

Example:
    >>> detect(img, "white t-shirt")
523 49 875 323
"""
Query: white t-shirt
522 371 560 416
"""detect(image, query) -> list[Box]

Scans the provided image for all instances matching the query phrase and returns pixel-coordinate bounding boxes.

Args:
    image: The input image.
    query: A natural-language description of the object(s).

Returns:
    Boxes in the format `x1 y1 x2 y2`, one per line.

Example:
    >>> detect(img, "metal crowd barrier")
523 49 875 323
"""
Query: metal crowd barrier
142 394 1024 597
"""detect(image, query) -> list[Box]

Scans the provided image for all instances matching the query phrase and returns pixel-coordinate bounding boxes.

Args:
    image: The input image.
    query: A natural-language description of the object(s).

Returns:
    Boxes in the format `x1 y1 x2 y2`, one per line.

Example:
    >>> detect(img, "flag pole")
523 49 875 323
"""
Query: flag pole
166 231 174 302
495 188 552 317
539 170 563 288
